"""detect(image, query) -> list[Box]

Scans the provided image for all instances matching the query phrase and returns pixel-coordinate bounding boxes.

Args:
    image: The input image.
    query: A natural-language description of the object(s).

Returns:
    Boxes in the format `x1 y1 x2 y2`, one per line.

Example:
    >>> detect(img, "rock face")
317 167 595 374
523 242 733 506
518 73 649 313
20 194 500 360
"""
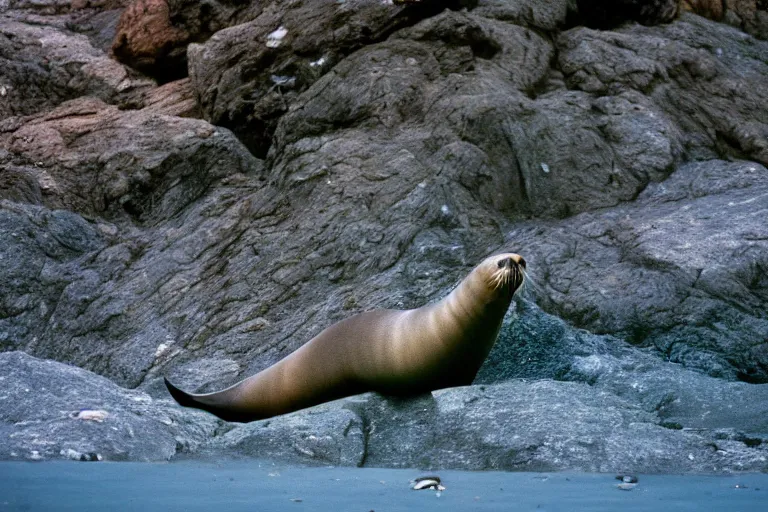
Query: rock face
2 96 252 220
0 0 767 471
0 12 152 120
509 160 768 382
187 0 469 157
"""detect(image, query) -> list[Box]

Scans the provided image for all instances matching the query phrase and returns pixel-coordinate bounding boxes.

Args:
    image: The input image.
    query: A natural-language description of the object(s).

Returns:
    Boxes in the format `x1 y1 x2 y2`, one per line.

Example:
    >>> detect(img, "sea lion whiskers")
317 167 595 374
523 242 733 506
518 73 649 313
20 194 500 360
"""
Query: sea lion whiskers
490 268 505 290
516 266 538 299
489 255 525 294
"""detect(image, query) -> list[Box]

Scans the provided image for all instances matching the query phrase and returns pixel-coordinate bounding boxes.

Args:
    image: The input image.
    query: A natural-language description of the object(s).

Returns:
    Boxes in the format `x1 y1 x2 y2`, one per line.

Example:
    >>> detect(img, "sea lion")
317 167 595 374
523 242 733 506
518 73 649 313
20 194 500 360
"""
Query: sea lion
165 253 526 422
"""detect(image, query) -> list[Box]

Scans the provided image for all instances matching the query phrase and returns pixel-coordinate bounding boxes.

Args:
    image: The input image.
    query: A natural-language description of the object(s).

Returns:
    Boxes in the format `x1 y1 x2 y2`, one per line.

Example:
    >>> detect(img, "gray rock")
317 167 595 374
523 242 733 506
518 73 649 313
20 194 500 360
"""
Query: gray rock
0 351 218 462
0 13 153 120
188 0 464 156
211 380 768 472
1 97 258 221
510 160 768 381
558 13 768 165
503 89 683 217
478 301 768 435
0 201 108 354
208 406 365 467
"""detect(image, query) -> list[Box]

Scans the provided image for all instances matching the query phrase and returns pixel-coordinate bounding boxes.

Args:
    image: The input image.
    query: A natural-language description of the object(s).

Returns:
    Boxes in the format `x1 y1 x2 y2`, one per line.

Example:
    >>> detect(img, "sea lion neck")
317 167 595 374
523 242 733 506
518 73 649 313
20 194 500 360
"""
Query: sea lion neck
436 266 514 330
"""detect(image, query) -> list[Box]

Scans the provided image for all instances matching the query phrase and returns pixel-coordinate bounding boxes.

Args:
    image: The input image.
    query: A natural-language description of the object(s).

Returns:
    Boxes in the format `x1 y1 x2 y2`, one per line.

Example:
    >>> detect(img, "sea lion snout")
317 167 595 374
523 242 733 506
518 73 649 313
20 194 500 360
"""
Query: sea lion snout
496 255 526 269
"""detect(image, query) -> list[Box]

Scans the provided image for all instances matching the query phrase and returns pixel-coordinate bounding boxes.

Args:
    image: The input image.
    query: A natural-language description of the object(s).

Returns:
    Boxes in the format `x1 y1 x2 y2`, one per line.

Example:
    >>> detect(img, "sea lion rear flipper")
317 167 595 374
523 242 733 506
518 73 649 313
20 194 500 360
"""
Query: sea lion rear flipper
164 377 252 422
164 377 200 409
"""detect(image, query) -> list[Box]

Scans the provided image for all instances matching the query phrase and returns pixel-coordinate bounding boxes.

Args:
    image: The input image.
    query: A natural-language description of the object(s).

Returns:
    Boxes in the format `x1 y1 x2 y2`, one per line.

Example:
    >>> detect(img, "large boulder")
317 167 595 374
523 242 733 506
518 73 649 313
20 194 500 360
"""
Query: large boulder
507 160 768 382
0 12 152 119
1 96 253 221
558 14 768 166
477 301 768 435
0 351 218 462
187 0 478 157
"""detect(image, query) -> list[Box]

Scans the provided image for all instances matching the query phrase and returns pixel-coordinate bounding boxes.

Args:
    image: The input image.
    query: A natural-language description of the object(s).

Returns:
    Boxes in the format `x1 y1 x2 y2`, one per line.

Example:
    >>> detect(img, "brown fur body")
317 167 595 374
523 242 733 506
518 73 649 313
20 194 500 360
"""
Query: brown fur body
165 253 525 422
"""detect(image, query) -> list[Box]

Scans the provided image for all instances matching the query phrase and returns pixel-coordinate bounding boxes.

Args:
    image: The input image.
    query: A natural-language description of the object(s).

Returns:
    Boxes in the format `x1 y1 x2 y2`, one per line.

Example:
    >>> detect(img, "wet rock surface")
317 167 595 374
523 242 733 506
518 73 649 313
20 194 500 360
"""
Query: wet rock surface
0 0 766 471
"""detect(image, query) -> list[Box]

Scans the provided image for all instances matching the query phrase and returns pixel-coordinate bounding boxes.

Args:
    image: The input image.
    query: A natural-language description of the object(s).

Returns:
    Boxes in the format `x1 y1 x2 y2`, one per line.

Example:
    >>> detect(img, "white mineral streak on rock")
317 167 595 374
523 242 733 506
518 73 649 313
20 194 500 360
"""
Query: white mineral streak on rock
266 26 289 48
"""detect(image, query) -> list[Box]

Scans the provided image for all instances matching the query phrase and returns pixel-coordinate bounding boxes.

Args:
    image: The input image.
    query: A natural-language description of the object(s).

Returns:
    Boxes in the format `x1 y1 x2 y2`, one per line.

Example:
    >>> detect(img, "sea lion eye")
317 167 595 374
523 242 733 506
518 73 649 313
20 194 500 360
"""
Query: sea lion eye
497 258 512 269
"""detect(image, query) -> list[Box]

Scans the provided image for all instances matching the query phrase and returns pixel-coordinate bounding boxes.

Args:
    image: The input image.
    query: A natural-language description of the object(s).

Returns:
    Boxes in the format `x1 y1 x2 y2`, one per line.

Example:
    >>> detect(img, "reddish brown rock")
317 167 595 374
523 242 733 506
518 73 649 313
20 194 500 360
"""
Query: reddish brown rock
724 0 768 38
111 0 190 82
682 1 768 38
682 1 725 20
122 77 201 117
109 0 264 82
1 95 254 221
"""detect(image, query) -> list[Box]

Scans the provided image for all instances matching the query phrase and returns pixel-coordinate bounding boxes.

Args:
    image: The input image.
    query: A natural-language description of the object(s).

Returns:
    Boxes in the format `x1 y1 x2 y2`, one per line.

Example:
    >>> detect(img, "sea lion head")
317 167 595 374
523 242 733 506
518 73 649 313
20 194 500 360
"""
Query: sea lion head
476 252 526 299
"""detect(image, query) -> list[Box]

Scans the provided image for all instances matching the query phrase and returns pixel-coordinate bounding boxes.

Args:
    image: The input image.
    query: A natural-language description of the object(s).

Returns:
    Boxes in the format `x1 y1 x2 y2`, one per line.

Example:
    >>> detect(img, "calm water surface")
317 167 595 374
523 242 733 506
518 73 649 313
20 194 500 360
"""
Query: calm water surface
0 461 766 511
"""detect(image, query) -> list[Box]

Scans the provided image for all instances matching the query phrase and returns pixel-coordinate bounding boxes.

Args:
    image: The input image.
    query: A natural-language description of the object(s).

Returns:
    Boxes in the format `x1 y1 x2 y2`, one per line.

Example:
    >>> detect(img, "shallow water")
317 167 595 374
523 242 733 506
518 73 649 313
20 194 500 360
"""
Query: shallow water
0 461 765 511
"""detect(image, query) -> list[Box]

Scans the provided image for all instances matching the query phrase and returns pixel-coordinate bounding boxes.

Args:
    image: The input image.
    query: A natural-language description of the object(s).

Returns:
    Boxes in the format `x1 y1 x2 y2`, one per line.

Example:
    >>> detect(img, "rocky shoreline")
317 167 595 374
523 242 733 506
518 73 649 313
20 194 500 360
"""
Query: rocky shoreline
1 0 767 471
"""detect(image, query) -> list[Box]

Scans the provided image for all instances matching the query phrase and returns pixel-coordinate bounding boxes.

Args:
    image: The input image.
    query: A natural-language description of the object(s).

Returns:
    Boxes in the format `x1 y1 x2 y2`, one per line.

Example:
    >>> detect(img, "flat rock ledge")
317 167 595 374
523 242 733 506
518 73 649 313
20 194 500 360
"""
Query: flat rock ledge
207 381 768 474
3 351 766 473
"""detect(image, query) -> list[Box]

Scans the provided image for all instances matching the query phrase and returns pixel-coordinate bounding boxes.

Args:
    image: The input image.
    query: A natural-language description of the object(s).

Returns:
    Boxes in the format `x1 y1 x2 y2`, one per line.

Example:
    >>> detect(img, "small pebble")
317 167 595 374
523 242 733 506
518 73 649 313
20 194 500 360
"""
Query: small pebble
411 475 446 493
72 410 109 422
412 479 445 491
